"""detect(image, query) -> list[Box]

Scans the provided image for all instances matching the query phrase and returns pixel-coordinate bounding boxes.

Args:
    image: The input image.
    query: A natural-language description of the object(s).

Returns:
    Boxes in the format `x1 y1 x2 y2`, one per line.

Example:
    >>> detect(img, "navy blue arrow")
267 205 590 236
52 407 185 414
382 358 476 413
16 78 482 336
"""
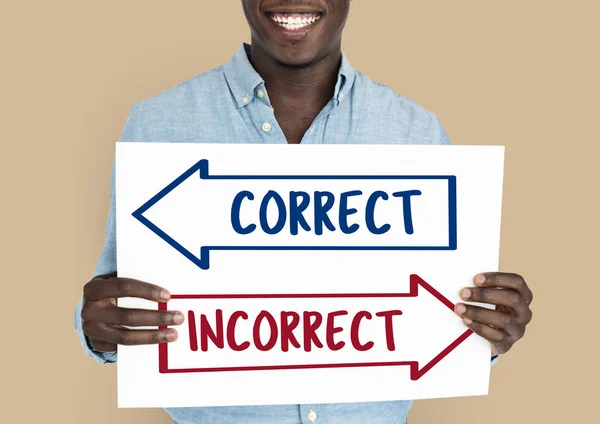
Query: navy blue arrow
132 159 457 270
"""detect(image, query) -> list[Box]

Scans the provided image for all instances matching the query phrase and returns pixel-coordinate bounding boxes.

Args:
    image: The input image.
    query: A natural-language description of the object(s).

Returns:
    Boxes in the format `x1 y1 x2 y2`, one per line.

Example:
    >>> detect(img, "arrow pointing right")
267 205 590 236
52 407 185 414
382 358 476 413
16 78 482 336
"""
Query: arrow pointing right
158 274 473 381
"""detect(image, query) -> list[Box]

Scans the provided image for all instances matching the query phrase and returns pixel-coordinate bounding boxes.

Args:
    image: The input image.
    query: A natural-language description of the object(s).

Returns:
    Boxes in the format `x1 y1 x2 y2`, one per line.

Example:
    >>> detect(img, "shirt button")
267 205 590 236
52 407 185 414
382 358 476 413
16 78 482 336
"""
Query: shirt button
257 89 265 99
307 410 317 422
242 96 250 104
339 92 344 100
262 122 272 132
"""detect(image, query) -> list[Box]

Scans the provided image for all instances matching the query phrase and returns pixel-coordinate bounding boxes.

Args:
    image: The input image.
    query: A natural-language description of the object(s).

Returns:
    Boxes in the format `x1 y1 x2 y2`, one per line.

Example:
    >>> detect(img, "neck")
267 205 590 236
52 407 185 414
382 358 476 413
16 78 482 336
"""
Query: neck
248 43 342 106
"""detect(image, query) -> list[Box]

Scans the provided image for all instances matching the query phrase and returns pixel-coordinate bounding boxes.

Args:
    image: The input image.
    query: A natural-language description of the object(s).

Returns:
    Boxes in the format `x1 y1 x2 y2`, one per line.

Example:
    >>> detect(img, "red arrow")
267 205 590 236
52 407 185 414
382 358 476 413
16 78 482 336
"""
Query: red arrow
158 274 473 380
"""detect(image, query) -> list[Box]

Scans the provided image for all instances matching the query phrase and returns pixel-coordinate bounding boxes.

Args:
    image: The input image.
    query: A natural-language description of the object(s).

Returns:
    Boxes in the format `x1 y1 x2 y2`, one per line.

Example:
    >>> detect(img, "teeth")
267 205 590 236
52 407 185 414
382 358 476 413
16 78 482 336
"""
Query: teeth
270 14 321 29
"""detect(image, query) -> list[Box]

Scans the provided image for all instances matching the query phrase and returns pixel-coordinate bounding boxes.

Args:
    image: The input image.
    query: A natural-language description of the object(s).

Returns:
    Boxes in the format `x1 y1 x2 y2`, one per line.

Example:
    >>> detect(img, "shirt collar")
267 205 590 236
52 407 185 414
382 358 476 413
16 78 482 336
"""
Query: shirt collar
223 42 357 109
223 43 265 108
334 50 356 106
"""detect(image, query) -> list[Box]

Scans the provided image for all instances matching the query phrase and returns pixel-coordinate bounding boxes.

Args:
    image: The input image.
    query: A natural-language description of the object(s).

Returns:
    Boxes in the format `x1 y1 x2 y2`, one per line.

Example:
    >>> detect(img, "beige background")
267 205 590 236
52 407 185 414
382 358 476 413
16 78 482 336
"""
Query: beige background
1 0 598 422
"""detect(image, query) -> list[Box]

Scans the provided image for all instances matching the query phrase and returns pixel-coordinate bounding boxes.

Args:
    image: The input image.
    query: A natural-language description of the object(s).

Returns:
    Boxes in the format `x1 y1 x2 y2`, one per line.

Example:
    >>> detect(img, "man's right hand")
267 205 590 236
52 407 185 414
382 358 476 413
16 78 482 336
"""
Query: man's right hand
81 272 184 352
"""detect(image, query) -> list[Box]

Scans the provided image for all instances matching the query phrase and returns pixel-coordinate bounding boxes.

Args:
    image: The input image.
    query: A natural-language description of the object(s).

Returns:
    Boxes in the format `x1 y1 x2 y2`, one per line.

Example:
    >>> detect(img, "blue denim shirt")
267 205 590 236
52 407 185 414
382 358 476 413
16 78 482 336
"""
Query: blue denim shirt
75 43 468 424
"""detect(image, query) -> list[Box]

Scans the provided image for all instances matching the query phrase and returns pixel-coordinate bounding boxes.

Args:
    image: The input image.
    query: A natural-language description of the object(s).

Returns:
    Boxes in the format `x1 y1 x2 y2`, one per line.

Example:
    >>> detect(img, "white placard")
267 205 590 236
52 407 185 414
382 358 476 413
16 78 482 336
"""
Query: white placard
115 142 504 408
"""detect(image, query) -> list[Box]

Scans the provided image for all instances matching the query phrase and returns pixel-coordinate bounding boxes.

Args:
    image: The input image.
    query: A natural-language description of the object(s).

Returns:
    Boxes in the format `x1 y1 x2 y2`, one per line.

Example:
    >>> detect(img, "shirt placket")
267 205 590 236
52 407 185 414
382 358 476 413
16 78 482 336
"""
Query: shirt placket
243 84 288 144
299 101 335 145
300 82 347 145
299 405 328 424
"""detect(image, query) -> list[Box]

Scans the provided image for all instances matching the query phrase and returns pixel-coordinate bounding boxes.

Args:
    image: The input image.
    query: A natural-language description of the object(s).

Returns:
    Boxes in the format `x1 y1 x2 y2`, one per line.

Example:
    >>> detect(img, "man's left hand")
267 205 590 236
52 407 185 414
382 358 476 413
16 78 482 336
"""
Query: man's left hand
454 272 533 356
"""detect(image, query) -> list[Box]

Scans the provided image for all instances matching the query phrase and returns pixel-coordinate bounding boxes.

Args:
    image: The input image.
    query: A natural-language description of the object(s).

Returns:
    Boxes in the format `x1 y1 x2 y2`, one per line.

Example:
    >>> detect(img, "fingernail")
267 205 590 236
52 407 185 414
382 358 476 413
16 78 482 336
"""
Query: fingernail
173 312 185 325
455 303 467 315
160 290 171 301
166 329 178 342
475 274 486 285
463 318 473 325
461 288 472 299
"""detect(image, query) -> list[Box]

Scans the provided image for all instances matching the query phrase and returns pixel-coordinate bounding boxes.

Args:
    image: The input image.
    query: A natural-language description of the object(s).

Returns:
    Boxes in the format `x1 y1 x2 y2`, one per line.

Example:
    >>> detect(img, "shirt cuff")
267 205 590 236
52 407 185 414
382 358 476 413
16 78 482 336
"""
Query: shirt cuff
74 297 117 364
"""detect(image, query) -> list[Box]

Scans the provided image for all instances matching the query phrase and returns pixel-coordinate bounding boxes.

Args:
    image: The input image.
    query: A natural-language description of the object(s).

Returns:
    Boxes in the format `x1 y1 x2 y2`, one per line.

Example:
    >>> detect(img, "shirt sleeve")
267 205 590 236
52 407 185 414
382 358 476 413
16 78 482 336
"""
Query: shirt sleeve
74 103 141 364
430 112 452 145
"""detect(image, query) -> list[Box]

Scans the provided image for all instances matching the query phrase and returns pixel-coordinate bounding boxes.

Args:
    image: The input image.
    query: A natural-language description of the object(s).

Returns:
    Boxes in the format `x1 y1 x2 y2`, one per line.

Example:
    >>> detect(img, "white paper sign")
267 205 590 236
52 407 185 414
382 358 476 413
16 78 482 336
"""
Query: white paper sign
115 142 504 408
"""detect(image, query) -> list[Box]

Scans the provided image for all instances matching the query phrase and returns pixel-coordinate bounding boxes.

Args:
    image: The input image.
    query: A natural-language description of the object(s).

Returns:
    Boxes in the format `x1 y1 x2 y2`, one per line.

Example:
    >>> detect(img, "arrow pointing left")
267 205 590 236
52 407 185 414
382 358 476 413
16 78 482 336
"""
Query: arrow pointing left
132 159 457 270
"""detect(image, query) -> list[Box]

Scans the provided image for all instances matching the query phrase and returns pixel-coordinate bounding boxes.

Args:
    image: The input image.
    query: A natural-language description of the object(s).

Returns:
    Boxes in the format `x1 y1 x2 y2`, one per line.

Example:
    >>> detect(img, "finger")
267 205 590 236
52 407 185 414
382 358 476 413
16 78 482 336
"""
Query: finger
84 277 171 302
82 321 178 345
474 272 533 305
462 319 511 354
460 287 530 320
455 303 522 339
83 305 185 327
89 338 117 352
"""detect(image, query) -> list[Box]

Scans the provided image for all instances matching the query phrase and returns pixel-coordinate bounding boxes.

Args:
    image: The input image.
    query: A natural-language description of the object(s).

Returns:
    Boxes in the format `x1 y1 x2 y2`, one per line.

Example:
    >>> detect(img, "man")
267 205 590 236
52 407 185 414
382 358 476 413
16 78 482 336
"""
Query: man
75 1 534 423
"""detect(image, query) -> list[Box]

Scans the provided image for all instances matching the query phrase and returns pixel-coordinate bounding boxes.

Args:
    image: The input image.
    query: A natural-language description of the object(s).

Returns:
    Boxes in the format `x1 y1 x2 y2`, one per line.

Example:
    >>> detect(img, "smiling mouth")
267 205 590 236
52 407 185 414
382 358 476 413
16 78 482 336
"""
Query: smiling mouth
267 12 323 31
